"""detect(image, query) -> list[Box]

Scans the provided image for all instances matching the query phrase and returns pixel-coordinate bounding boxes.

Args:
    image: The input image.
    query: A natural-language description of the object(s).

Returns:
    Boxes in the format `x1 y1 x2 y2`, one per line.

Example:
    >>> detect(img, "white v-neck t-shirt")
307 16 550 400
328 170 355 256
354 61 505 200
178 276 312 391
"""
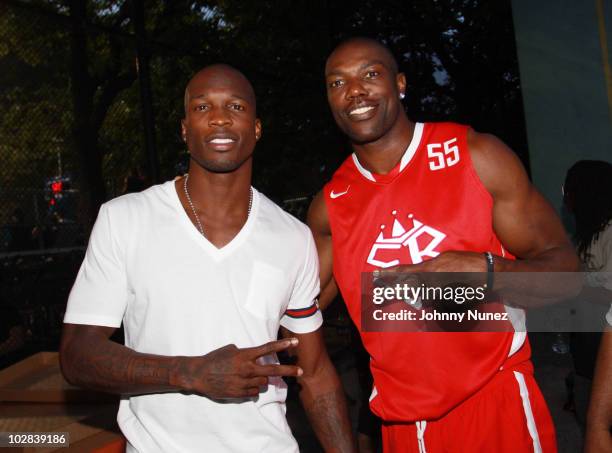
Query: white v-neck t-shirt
64 180 323 453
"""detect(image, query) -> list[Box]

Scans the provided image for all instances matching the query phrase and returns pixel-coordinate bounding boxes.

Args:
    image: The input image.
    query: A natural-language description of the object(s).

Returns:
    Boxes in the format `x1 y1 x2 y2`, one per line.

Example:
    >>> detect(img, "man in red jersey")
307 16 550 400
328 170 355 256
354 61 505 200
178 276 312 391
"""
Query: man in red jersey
308 37 580 452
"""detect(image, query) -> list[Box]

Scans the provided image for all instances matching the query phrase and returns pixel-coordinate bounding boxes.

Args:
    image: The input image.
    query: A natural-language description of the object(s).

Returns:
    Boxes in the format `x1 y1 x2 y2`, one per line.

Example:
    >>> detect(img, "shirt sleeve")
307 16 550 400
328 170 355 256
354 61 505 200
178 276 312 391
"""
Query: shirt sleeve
280 231 323 334
63 203 129 327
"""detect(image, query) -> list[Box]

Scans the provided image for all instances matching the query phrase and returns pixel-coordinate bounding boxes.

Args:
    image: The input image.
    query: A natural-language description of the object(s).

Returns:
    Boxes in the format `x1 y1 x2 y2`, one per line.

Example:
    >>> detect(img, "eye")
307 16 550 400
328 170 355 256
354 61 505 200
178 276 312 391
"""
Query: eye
195 104 209 112
329 79 344 89
229 103 245 111
365 70 380 78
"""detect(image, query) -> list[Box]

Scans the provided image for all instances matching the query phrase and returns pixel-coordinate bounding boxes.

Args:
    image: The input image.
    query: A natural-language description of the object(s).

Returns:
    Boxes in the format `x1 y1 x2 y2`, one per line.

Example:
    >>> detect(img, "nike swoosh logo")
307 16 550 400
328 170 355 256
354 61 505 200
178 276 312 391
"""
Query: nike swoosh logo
330 186 350 199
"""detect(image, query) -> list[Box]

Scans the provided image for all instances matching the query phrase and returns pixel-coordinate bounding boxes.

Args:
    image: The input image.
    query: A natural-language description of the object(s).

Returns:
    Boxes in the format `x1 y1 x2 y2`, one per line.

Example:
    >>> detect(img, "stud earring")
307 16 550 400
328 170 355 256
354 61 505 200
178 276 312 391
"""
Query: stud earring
399 93 405 100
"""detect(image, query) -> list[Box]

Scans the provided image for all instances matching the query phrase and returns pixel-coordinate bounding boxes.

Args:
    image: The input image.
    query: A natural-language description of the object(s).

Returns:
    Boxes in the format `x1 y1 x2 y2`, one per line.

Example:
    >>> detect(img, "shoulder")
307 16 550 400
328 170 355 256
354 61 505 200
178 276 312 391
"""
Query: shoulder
466 129 531 199
94 182 173 241
601 221 612 239
426 121 469 133
421 121 470 140
327 153 359 187
103 181 171 216
306 189 331 237
591 221 612 254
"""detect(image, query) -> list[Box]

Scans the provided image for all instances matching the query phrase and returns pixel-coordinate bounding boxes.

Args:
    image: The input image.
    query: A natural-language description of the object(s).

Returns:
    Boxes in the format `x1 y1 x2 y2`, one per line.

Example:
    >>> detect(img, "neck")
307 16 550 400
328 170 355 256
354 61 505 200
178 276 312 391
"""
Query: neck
185 159 252 216
352 115 415 175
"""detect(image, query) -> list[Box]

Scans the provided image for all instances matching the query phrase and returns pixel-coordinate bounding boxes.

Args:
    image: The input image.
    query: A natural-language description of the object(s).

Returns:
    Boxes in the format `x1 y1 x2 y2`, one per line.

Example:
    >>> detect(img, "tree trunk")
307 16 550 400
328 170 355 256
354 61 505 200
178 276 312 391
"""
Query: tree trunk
68 0 106 226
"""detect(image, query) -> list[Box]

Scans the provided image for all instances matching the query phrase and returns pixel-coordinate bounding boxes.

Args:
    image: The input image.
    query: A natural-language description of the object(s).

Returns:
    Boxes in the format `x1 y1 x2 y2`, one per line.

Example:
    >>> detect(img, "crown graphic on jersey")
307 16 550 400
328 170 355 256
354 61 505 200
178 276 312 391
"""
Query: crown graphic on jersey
367 210 446 267
375 211 420 244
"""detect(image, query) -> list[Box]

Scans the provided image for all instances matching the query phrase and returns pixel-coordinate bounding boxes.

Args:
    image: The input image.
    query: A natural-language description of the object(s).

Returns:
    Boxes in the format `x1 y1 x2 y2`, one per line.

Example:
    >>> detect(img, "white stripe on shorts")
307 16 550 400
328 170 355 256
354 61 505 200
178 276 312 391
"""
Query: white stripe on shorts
513 371 543 453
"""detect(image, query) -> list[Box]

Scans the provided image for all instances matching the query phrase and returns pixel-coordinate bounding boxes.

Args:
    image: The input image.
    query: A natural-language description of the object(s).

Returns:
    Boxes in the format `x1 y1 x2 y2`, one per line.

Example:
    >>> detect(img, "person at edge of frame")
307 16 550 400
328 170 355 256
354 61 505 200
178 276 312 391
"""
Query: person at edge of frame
308 37 580 453
586 325 612 453
562 160 612 453
60 64 356 453
562 161 612 433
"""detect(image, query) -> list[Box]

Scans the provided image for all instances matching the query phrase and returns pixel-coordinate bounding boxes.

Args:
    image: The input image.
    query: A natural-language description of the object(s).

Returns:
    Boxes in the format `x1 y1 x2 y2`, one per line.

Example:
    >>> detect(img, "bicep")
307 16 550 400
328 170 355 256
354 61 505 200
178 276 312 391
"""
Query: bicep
59 323 117 378
307 191 334 293
493 183 568 259
60 323 116 352
283 328 328 377
318 277 338 311
469 131 571 259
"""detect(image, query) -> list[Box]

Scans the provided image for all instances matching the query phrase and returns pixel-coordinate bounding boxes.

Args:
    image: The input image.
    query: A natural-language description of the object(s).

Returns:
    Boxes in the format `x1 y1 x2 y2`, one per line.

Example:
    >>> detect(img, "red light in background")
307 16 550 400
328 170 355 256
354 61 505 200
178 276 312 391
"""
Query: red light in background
51 181 63 193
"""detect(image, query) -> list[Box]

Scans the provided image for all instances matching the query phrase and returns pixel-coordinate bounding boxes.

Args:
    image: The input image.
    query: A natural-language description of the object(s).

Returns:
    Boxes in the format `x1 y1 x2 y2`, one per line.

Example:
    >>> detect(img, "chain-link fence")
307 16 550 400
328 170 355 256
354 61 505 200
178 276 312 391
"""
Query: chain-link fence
0 0 528 365
0 1 151 361
2 2 73 253
0 1 151 255
0 1 319 359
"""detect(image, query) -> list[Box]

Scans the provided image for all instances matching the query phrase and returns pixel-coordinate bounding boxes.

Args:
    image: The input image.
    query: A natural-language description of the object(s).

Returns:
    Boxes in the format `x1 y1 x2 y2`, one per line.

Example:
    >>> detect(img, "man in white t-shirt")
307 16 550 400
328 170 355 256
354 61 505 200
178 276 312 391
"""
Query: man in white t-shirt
60 64 356 453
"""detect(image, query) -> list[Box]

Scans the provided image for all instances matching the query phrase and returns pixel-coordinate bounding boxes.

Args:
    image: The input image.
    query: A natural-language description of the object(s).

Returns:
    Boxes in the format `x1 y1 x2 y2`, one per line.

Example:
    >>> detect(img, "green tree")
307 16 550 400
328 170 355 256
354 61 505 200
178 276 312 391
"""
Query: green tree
1 0 526 228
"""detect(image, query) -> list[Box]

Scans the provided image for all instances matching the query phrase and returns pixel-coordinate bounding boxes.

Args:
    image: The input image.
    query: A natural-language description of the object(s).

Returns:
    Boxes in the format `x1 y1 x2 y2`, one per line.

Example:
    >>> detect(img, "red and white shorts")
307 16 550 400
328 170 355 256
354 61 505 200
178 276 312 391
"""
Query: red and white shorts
381 369 557 452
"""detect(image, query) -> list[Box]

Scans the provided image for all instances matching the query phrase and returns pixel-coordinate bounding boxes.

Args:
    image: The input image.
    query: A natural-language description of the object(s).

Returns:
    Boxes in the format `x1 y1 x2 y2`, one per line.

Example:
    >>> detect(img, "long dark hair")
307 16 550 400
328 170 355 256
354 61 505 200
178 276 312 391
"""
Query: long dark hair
564 160 612 260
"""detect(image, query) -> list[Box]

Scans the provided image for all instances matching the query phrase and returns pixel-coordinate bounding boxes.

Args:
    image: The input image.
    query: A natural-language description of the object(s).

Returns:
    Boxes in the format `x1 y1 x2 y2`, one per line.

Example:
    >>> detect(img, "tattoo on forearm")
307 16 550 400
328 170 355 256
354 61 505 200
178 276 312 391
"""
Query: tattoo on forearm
302 387 355 452
69 337 176 394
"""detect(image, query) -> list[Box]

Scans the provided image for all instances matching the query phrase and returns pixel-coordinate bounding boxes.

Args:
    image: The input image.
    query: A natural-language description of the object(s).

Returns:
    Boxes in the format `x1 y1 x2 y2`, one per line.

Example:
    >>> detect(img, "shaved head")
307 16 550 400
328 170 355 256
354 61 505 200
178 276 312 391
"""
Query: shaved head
326 37 399 76
184 64 256 115
181 63 260 174
324 36 407 145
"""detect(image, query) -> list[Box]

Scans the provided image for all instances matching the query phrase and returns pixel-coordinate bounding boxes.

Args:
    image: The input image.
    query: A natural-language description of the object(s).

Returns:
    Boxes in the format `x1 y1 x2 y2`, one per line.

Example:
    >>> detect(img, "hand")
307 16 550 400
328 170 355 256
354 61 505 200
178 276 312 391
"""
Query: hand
387 251 487 273
373 251 489 293
174 338 302 399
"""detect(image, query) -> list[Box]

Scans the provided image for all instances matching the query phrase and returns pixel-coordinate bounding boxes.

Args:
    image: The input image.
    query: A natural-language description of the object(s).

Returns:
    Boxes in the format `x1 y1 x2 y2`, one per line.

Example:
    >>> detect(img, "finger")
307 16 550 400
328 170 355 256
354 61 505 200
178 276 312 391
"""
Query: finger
246 376 268 388
246 338 299 358
245 387 261 397
253 363 303 377
374 268 422 285
375 265 420 277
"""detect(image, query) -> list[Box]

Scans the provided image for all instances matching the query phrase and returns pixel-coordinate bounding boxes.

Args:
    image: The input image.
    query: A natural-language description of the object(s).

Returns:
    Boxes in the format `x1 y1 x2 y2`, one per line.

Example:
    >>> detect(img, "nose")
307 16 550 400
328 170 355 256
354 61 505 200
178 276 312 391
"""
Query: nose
208 107 232 127
345 79 368 100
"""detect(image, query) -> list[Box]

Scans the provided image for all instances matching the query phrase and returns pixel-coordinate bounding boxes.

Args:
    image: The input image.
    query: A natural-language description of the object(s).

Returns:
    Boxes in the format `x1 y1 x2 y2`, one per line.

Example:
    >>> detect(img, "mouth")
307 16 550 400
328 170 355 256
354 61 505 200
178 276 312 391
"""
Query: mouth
346 103 378 121
205 134 238 150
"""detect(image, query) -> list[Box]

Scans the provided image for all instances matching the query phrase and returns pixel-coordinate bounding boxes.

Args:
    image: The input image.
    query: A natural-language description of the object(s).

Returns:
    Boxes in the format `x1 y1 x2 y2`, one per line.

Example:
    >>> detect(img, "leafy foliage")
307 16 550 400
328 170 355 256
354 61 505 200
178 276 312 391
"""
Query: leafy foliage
1 0 527 221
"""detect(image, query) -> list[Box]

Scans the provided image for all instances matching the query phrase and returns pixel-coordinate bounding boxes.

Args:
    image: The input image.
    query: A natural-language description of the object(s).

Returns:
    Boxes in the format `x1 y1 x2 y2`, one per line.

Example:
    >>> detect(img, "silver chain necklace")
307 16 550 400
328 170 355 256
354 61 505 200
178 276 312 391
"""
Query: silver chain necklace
183 174 253 236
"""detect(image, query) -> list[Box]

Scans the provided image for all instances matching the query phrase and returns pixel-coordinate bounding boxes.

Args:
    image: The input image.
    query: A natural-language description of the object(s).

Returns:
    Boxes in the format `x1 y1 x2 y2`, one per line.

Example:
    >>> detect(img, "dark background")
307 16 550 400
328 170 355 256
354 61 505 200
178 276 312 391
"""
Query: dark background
0 3 589 451
0 0 529 352
1 0 527 229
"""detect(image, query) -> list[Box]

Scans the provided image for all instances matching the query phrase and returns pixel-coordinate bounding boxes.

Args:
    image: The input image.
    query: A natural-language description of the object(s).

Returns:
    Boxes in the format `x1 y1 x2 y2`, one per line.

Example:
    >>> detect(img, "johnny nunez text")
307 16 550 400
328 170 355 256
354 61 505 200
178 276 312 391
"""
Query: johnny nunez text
372 309 509 322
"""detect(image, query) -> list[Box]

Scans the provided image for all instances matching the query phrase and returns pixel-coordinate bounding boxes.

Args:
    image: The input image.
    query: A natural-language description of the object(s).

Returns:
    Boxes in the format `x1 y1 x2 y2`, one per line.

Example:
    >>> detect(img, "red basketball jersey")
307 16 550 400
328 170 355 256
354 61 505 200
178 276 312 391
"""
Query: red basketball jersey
324 122 532 422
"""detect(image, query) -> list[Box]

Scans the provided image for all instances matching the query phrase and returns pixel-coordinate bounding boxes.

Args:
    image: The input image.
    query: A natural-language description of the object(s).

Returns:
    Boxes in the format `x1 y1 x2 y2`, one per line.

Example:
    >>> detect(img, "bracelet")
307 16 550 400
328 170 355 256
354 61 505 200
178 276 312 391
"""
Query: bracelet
484 252 494 291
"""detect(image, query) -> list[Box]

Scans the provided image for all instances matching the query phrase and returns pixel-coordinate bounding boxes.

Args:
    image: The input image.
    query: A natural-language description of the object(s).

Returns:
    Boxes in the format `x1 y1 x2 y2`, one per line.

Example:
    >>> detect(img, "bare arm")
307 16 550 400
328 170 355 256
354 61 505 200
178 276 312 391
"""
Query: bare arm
283 327 356 453
469 130 579 273
379 131 580 302
585 328 612 453
308 191 337 310
60 323 303 397
319 277 339 311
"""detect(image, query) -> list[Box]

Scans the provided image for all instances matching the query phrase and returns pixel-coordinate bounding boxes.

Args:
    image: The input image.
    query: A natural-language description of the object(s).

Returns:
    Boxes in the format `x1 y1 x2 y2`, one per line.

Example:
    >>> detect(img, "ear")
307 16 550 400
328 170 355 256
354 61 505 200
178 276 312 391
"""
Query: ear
255 118 262 141
396 72 406 98
181 119 187 143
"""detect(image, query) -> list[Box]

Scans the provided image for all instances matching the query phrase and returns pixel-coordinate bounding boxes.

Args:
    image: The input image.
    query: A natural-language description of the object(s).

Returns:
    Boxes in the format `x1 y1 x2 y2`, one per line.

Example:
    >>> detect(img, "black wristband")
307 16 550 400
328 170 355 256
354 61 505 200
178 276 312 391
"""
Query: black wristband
484 251 494 291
